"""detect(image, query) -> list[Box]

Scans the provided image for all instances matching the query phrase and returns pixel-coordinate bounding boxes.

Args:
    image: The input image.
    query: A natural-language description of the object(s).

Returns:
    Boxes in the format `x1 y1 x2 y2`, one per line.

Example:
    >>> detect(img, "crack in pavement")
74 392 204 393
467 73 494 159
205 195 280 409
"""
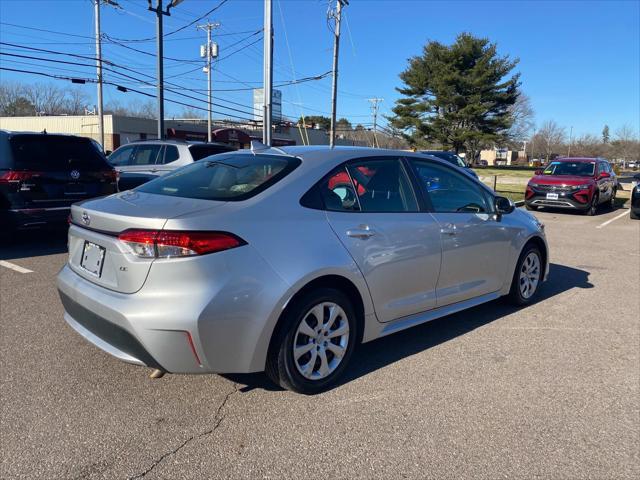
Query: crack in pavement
128 382 239 480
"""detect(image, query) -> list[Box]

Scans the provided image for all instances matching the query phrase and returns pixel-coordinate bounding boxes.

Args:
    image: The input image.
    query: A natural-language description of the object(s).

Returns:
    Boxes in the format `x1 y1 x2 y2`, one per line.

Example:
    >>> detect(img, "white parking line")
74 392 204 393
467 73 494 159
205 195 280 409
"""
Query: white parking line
0 260 33 274
596 210 629 229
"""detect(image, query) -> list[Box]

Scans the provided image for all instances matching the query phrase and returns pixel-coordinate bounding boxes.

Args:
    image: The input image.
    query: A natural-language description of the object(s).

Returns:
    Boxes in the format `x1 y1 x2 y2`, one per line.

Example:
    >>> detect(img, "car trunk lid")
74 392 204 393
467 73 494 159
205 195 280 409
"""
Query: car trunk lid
68 191 226 293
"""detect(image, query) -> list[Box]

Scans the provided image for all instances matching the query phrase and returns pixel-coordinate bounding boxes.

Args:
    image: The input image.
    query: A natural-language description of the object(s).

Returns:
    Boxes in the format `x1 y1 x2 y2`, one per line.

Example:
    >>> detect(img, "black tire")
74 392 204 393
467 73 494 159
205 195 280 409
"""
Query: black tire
585 193 599 216
266 288 358 394
631 209 639 220
507 244 543 306
608 189 617 209
525 204 538 211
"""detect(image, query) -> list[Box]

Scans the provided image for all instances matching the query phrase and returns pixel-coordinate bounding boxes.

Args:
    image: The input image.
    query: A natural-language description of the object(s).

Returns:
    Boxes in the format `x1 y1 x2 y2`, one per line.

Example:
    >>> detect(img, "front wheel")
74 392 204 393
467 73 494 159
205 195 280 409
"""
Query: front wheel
266 288 357 394
507 244 543 306
585 193 599 216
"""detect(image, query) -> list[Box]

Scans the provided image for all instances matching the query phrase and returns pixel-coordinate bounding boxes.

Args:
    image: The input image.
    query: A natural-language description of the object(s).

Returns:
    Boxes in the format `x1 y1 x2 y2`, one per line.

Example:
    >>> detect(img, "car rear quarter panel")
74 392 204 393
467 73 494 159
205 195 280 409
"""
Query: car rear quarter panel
162 183 375 372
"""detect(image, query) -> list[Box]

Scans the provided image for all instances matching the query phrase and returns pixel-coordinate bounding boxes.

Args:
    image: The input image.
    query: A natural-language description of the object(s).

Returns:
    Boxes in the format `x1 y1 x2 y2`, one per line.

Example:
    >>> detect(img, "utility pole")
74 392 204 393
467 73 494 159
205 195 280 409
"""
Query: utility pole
94 1 104 149
148 0 184 140
329 0 347 148
263 0 273 145
368 97 383 148
197 21 220 142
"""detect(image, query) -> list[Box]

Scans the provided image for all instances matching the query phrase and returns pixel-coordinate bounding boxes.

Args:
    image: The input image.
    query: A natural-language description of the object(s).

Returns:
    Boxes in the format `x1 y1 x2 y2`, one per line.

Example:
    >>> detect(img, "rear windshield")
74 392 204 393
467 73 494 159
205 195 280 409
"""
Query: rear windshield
543 161 595 176
9 135 109 171
137 153 300 201
188 144 236 161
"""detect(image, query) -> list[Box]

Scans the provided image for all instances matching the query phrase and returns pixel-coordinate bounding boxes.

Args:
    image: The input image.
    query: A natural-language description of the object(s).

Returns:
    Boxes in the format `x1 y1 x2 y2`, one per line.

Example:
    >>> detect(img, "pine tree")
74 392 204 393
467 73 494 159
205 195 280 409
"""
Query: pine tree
602 125 610 144
389 33 520 162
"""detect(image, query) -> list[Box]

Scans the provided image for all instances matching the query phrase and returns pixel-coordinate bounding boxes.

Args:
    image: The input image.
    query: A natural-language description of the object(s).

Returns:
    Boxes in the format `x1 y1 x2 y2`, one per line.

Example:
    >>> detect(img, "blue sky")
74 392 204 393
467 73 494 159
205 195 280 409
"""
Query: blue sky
0 0 638 137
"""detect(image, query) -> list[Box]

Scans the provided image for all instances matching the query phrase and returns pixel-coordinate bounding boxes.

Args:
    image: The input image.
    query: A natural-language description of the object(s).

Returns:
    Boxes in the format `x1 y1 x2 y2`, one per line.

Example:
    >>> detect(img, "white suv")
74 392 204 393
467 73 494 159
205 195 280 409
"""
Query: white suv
108 140 235 176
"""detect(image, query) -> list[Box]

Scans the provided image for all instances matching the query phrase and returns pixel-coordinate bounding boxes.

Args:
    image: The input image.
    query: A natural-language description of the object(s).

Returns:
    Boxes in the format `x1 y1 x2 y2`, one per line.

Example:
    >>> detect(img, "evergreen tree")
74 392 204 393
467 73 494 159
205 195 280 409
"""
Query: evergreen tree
602 124 610 144
389 33 520 162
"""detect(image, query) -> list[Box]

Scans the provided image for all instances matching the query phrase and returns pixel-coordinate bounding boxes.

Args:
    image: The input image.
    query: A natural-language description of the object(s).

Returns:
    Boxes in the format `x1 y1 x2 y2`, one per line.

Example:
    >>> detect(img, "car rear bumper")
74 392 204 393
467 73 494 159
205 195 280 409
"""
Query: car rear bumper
56 244 290 374
2 206 71 229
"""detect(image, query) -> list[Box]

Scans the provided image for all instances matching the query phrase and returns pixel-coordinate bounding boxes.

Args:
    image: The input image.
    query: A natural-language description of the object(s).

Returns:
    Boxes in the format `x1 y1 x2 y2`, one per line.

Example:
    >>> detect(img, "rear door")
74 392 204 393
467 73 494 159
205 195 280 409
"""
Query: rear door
409 158 511 306
125 144 164 176
7 134 116 209
323 157 442 323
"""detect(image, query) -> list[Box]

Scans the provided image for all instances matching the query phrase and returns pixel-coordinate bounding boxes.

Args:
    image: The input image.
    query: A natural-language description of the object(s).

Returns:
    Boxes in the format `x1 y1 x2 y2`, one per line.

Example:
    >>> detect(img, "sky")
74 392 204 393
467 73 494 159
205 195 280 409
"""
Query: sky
0 0 638 138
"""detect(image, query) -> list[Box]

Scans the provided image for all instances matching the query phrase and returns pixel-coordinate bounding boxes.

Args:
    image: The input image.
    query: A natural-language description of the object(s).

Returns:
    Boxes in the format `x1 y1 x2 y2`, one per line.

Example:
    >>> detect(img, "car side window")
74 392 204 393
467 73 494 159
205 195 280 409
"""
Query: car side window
411 160 491 213
131 144 162 166
108 146 134 167
320 166 361 211
162 145 179 164
345 158 418 212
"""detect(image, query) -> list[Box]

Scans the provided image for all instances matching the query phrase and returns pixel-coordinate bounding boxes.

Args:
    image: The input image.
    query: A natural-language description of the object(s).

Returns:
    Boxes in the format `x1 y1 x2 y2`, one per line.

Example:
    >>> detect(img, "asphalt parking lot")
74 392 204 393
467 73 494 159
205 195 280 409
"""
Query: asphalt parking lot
1 206 638 479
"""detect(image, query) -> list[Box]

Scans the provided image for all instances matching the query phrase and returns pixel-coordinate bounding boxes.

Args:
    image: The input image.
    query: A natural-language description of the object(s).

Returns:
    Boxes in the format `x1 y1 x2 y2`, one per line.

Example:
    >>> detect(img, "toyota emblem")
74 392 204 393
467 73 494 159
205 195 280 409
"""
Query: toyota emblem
70 170 80 180
81 211 90 225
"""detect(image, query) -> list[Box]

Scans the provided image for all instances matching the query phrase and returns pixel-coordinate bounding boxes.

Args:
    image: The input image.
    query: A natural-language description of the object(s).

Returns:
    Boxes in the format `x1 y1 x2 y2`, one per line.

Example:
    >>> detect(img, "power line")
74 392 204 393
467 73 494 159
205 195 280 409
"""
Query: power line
0 66 259 123
106 0 229 43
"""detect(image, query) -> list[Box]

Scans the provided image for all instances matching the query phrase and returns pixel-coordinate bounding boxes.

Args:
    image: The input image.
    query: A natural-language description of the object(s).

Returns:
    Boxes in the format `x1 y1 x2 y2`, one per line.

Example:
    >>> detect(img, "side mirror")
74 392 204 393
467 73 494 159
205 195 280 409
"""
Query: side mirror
495 196 515 215
598 172 610 179
534 169 543 175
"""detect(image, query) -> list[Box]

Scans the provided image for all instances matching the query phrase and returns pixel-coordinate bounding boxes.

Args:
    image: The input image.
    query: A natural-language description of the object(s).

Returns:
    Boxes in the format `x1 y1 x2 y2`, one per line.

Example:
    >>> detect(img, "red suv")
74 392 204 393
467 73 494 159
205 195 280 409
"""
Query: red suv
525 157 617 215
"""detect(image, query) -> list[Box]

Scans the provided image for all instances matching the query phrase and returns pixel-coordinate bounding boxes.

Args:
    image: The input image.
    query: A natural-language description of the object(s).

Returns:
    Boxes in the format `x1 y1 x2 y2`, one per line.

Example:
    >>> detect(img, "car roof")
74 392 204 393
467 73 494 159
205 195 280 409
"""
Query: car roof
119 139 229 147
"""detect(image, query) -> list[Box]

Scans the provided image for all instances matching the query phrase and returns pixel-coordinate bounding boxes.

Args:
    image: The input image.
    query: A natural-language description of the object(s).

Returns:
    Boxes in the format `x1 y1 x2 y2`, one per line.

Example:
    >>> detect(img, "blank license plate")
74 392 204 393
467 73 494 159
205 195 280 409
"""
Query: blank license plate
80 241 106 277
546 193 559 200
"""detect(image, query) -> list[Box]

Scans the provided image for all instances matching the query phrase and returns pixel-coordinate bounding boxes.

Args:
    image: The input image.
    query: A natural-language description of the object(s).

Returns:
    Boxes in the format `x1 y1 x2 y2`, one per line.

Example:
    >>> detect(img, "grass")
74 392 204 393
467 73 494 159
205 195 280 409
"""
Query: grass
473 168 536 179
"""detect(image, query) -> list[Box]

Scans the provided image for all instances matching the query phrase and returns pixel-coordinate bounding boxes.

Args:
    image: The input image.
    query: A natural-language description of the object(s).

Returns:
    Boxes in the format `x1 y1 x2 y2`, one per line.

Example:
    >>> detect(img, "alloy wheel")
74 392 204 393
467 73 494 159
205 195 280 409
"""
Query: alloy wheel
519 252 540 299
293 302 350 380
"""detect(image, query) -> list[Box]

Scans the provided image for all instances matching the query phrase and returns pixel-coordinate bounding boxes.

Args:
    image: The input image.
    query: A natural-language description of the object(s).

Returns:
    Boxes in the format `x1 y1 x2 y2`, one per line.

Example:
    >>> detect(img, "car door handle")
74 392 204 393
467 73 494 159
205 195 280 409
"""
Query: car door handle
149 168 158 173
346 228 376 239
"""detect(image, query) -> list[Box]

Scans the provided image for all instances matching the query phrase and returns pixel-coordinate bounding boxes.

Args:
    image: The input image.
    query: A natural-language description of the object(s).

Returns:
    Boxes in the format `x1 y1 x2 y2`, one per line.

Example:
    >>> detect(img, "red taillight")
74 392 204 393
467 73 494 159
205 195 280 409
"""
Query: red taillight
0 170 42 183
117 229 245 258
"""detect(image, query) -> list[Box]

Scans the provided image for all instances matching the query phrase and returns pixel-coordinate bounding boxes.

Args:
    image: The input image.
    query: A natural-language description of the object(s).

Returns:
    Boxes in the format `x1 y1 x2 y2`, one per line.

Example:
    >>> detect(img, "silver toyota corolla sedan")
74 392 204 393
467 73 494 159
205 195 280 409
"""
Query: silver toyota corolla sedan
57 145 549 394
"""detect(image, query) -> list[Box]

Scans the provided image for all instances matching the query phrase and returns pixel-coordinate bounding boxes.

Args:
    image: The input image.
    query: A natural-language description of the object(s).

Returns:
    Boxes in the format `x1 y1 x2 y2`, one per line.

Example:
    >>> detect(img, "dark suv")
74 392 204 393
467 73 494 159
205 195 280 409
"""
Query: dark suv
0 131 117 234
525 157 617 215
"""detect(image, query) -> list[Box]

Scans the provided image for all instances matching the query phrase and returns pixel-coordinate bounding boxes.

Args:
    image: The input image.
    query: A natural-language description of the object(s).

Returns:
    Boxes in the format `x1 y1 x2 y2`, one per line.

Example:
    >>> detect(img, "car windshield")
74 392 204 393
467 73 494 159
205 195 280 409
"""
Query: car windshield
543 161 595 176
426 151 467 168
136 153 299 201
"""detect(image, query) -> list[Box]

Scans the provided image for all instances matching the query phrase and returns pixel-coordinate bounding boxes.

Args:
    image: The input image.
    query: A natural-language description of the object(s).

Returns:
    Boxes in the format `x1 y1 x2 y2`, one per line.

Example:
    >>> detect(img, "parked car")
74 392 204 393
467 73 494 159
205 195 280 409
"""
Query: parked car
57 145 548 394
631 173 640 220
108 140 236 190
525 157 617 215
420 150 479 178
0 130 117 236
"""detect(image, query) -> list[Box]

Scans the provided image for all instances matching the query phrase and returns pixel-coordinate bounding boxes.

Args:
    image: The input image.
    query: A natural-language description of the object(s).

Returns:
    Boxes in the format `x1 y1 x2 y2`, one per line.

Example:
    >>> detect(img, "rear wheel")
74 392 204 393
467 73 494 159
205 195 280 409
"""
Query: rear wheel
525 204 538 211
507 244 543 306
631 209 639 220
608 189 617 209
266 288 357 394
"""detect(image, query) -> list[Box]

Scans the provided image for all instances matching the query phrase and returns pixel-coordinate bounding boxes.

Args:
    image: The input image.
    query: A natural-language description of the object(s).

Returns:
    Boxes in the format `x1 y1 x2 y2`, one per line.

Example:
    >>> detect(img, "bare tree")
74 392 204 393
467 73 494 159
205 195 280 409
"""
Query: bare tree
611 124 640 162
534 120 566 161
179 107 203 119
104 99 156 119
570 134 608 158
507 93 535 145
